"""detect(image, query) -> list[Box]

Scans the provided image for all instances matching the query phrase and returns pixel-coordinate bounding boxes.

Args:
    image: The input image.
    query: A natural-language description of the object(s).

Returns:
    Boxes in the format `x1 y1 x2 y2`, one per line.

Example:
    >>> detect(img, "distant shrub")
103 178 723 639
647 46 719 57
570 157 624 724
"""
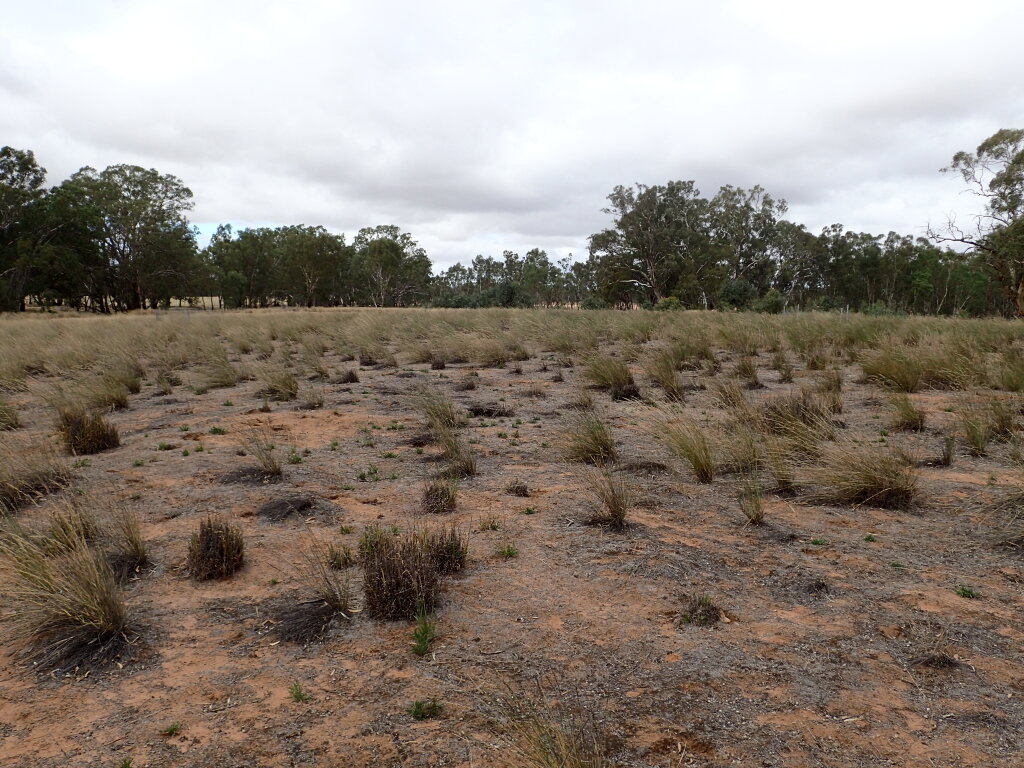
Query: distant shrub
653 296 684 311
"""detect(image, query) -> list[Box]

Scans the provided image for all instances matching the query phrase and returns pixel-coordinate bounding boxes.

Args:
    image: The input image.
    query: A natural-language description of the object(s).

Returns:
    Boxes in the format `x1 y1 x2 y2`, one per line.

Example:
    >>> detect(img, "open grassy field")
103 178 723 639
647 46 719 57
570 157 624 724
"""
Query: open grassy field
0 307 1022 767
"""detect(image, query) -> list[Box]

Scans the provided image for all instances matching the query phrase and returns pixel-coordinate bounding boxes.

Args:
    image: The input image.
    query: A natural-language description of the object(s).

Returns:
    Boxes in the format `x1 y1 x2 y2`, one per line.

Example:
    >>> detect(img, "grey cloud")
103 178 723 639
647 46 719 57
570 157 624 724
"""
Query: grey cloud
2 0 1022 270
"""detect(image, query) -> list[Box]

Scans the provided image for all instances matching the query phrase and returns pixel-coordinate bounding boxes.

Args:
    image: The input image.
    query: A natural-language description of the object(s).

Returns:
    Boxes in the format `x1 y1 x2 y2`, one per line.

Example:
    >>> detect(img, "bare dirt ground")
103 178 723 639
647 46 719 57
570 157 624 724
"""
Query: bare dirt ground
0 309 1022 767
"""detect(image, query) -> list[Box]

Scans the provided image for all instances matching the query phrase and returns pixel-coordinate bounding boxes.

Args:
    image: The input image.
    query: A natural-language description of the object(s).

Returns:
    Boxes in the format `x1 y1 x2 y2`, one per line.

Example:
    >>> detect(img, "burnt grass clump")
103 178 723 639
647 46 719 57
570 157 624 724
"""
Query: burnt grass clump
187 518 245 580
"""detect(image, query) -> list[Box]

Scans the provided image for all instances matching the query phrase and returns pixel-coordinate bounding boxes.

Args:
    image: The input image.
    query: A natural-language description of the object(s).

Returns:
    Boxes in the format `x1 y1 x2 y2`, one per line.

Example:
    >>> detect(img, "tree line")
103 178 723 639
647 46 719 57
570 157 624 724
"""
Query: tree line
1 128 1020 315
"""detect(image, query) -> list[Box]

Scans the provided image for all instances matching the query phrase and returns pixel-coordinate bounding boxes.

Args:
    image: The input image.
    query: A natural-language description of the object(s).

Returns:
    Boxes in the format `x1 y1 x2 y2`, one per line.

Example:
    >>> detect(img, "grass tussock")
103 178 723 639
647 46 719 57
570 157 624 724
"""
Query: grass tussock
561 411 616 465
0 439 72 512
737 475 765 524
889 394 926 431
643 349 685 402
416 387 463 433
651 412 716 483
276 534 354 643
0 533 133 671
257 367 299 401
588 470 631 530
56 408 121 455
583 355 639 400
0 396 19 430
804 441 919 510
422 477 458 514
493 681 610 768
187 517 245 580
360 525 443 620
241 425 283 479
46 493 148 580
420 524 469 575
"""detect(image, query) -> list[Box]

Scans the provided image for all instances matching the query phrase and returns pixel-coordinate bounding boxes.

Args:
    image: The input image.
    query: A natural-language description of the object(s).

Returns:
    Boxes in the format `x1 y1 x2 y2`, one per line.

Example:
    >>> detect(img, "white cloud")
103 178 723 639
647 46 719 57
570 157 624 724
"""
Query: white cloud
2 0 1022 269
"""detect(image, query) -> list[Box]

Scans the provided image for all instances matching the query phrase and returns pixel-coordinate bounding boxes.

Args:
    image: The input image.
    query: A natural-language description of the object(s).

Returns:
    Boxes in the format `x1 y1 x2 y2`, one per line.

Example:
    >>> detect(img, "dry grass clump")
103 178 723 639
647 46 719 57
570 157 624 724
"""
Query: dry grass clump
56 408 121 455
257 366 299 401
732 356 761 388
583 355 639 400
360 526 443 620
187 517 245 580
737 475 765 524
889 395 926 431
753 390 837 453
804 441 919 510
643 349 685 402
416 387 463 432
991 349 1024 392
420 524 469 575
761 436 798 493
241 425 283 479
276 534 354 643
956 397 1015 456
422 477 458 514
46 493 148 580
711 379 749 412
980 491 1024 550
0 438 72 512
505 480 530 497
587 470 631 530
0 533 133 671
561 411 616 465
198 350 243 390
860 345 970 392
651 412 716 483
0 396 20 430
493 681 609 768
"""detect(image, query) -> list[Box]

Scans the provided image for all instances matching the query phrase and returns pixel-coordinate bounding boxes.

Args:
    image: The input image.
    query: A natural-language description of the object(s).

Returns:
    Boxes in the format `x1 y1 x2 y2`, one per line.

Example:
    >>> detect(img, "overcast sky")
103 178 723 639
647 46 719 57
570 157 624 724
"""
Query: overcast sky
3 0 1023 270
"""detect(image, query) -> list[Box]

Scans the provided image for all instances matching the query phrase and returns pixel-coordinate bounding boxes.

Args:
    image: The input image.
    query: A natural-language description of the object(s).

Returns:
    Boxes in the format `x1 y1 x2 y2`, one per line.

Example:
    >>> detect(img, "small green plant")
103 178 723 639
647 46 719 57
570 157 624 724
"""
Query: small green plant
680 594 720 627
864 534 877 542
955 585 980 599
72 458 91 468
181 449 190 457
810 538 826 545
132 459 145 467
161 723 181 737
158 442 173 451
209 426 227 435
479 515 501 531
289 682 310 702
411 609 437 657
287 448 303 464
890 561 905 569
408 698 442 720
496 542 519 559
358 464 381 482
327 543 354 569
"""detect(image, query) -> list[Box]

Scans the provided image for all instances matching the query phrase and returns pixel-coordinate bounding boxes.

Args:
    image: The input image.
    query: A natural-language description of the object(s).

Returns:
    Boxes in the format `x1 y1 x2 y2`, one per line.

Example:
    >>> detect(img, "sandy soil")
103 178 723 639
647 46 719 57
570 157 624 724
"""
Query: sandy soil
1 335 1022 767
